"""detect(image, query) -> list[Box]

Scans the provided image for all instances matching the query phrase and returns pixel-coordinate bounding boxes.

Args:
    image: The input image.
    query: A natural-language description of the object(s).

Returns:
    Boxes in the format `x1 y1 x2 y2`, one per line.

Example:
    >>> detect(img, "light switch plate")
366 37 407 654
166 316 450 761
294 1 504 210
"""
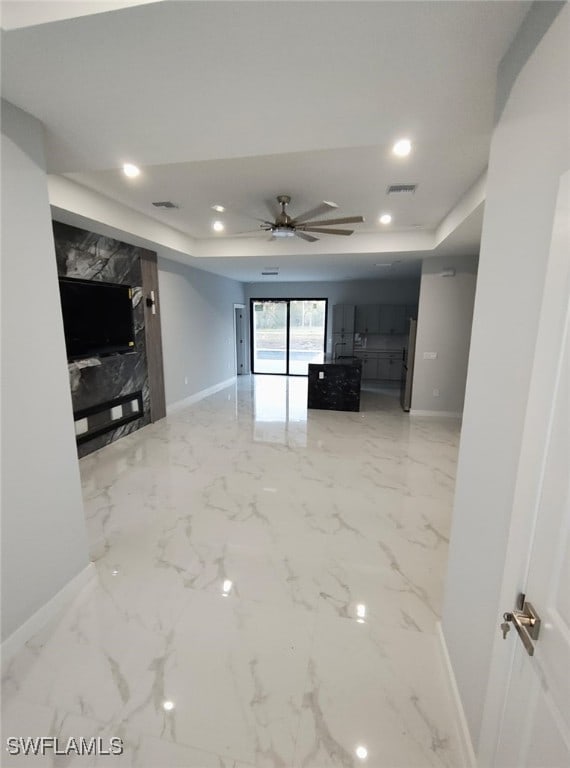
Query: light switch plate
319 371 325 379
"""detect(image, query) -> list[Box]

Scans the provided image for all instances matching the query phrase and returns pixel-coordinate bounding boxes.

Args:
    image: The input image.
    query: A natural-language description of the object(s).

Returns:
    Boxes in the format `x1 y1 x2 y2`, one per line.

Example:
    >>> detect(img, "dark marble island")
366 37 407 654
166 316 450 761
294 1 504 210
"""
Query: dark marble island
307 358 363 412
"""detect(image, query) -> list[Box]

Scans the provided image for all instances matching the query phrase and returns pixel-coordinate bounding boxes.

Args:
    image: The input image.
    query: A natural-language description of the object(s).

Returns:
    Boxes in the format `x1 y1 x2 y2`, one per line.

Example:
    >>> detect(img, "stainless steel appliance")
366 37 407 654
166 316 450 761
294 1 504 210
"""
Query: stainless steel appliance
400 318 417 411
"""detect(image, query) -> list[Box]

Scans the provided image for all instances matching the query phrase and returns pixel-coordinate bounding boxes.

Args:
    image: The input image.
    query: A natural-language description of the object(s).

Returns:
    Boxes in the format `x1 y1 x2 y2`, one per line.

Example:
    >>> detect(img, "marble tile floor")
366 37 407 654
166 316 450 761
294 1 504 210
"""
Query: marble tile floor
2 375 466 767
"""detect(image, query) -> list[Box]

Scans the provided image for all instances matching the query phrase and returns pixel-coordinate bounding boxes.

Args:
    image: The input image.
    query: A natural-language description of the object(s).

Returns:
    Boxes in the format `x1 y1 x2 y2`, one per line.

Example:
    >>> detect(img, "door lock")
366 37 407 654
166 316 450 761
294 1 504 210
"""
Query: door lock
500 598 541 656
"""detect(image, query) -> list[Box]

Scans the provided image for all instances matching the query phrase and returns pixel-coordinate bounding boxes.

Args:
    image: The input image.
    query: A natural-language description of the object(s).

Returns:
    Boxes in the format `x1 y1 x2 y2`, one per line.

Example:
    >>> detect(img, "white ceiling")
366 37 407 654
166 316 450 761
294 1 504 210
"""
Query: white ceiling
1 1 530 280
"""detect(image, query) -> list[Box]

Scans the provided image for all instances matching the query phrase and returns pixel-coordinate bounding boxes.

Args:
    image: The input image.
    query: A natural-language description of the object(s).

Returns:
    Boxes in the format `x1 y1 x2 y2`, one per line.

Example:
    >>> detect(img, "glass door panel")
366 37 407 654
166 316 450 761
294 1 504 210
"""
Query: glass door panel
252 300 287 374
288 300 326 375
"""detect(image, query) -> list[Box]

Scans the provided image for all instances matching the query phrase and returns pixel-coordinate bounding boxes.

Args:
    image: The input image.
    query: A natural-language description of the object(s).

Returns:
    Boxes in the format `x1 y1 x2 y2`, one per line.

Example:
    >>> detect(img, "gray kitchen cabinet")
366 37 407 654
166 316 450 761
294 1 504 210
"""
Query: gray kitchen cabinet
376 358 390 380
355 304 380 334
332 304 355 334
360 355 378 380
379 304 407 335
388 356 402 381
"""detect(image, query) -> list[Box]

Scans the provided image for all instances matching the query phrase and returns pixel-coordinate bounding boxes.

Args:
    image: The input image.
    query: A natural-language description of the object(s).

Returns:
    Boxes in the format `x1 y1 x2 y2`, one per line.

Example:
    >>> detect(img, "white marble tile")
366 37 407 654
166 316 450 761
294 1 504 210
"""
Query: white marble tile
1 695 109 768
4 376 464 767
113 590 315 766
294 616 465 767
2 580 169 725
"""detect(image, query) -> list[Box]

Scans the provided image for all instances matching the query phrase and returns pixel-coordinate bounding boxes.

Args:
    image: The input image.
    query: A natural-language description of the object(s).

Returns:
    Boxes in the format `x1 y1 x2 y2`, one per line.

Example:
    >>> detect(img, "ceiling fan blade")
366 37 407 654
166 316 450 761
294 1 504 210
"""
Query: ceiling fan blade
294 231 319 242
222 204 274 226
297 216 364 227
300 227 354 236
233 229 270 237
292 200 338 224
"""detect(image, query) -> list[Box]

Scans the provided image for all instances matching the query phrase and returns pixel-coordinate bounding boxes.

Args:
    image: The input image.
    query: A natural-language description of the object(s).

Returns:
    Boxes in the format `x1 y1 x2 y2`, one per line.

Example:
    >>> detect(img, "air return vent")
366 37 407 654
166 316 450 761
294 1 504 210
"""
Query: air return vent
386 184 417 194
152 201 179 209
261 270 279 276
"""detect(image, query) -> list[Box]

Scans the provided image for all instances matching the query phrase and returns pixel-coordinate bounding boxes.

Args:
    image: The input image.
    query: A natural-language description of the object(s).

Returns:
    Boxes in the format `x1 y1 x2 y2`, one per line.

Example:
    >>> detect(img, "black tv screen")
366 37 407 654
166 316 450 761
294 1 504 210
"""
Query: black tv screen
59 277 135 361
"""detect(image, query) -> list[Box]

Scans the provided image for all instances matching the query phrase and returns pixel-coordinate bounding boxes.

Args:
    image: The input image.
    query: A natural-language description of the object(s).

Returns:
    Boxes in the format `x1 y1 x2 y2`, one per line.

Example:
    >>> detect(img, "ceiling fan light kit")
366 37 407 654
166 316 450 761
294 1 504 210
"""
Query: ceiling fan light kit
249 195 364 242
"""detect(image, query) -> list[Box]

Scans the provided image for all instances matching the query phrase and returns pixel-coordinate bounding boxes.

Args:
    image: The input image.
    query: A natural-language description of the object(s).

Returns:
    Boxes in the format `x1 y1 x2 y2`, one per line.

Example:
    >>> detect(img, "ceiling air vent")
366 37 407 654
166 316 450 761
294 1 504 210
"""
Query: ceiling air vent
261 270 279 276
386 184 417 195
152 201 179 209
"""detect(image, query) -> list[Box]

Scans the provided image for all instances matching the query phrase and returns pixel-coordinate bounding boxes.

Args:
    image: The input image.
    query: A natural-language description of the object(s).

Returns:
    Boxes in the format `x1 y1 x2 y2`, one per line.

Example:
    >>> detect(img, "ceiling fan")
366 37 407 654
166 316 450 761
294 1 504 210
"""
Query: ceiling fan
239 195 364 242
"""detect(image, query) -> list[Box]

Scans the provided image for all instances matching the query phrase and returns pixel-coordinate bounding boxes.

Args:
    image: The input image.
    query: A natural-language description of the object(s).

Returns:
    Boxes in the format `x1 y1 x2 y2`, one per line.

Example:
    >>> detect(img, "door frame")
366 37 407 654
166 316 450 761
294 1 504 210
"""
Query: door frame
249 297 328 376
477 171 570 765
233 303 246 375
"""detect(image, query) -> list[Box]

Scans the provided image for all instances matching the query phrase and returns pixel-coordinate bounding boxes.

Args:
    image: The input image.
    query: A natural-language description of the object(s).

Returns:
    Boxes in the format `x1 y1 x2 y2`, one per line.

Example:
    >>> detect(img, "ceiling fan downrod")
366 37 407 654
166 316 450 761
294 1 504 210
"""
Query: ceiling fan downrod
276 195 292 227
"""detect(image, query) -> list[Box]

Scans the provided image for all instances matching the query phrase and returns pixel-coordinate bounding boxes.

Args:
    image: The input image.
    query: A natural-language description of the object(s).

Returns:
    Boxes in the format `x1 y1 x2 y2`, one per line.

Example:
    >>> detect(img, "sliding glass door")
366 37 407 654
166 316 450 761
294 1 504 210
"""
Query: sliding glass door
288 300 326 375
251 300 288 374
250 299 327 376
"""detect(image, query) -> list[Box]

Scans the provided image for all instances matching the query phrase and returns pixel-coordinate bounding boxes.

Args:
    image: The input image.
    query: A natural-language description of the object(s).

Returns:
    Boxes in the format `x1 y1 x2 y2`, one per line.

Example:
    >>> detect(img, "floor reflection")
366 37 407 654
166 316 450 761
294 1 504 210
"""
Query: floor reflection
253 374 308 445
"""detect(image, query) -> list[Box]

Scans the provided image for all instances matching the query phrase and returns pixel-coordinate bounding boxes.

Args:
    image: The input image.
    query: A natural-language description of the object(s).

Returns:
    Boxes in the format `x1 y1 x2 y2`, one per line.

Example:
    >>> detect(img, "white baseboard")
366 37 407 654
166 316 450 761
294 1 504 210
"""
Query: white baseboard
436 621 478 768
1 562 96 665
409 409 463 418
166 376 236 415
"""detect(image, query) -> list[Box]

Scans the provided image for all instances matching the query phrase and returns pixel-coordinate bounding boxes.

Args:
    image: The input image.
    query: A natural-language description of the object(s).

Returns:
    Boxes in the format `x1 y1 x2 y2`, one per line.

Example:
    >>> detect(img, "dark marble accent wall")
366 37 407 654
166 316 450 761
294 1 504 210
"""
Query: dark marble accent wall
53 221 152 457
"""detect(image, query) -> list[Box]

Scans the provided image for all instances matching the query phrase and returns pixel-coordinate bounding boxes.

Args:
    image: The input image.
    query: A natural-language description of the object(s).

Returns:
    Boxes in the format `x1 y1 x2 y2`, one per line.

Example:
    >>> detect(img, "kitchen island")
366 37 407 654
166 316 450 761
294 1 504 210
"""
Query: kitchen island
307 358 363 412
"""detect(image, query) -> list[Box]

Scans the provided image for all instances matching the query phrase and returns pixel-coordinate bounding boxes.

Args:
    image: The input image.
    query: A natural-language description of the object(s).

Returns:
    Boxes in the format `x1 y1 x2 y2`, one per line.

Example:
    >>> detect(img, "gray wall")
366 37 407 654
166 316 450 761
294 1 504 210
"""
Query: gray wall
442 3 569 749
158 257 245 406
411 255 478 414
1 101 90 641
245 278 420 364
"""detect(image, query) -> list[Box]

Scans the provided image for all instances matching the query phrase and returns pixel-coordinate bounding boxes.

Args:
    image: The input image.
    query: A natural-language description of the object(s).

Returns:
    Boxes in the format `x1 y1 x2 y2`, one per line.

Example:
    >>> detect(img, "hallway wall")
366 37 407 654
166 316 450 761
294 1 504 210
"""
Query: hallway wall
442 2 569 748
1 101 90 641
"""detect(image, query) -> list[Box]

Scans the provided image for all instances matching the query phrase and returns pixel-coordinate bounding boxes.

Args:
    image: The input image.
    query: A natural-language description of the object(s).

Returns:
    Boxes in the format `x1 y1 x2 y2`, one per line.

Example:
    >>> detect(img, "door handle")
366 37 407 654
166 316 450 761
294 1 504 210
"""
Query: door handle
500 599 541 656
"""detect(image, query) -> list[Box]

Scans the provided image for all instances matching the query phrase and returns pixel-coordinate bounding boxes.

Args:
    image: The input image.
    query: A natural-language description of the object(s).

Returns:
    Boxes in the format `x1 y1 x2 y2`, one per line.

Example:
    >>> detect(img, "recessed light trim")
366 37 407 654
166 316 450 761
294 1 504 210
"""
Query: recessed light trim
379 214 392 225
392 138 412 157
122 163 140 178
212 204 225 213
212 220 225 232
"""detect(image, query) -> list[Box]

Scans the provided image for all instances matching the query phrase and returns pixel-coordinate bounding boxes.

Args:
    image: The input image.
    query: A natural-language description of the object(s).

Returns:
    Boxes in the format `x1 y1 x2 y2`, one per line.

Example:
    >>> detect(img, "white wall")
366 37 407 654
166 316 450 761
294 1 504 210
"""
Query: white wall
442 3 570 750
158 257 245 406
245 277 420 363
1 101 90 641
411 255 478 414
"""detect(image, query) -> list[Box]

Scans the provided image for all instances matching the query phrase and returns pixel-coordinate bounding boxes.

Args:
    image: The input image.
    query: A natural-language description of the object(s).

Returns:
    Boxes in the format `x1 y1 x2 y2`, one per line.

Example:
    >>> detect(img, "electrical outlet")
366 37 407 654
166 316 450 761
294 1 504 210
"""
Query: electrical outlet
423 352 437 360
433 388 440 397
184 376 188 385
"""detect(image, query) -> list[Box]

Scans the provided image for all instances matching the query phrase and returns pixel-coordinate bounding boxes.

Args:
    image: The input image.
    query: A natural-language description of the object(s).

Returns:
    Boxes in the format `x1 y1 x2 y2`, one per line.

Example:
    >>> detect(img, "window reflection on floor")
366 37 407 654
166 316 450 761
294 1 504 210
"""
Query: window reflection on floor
253 375 308 446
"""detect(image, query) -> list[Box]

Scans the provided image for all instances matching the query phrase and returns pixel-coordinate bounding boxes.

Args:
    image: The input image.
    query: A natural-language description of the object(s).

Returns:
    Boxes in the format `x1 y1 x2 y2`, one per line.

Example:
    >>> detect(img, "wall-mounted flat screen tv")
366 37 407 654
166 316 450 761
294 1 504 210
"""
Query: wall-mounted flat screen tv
59 276 135 361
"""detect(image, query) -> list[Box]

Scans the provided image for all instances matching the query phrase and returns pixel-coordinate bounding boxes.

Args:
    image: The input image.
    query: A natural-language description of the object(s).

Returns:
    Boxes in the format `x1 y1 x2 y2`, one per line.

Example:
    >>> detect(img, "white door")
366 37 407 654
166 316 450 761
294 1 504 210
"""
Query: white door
481 173 570 766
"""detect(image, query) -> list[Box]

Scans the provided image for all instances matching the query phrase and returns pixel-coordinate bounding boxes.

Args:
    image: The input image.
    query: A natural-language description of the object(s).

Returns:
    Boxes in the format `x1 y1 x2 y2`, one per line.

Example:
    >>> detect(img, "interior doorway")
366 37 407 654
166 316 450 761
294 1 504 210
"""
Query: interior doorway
234 304 246 375
250 298 328 376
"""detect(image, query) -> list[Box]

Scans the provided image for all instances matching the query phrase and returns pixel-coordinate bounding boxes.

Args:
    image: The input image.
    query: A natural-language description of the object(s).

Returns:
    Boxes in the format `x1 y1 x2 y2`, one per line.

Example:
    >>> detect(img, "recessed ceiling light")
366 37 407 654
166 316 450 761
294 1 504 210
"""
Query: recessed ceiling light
162 701 175 711
392 138 412 157
356 745 368 760
379 214 392 225
122 163 140 178
212 204 225 213
212 220 225 232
